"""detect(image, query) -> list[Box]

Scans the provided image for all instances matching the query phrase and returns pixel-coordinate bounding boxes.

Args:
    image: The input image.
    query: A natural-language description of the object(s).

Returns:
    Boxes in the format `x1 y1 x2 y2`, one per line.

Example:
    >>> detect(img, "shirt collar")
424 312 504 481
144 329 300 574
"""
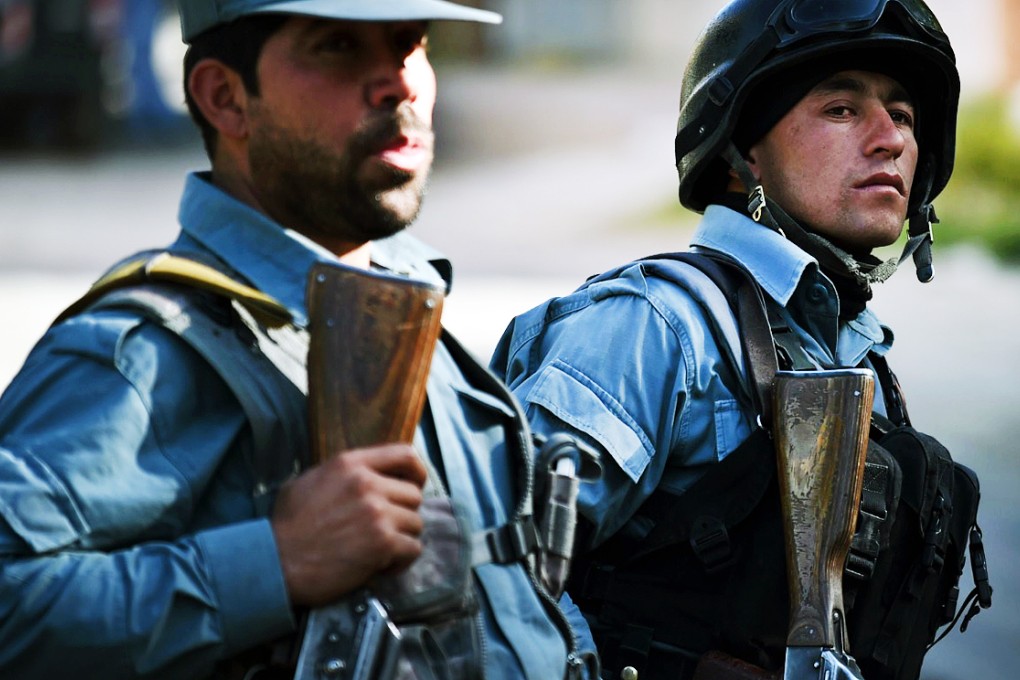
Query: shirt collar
691 204 815 307
691 203 894 358
176 173 452 327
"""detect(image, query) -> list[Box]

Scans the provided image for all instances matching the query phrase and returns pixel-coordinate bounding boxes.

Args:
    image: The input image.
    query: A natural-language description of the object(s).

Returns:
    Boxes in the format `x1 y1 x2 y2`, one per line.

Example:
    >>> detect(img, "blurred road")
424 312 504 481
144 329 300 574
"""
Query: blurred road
0 65 1017 679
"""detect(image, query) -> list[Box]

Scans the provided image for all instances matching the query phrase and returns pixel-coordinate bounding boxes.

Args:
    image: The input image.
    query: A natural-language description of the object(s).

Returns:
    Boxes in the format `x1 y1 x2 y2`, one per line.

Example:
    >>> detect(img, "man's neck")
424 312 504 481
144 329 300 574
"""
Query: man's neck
209 168 373 269
336 242 372 269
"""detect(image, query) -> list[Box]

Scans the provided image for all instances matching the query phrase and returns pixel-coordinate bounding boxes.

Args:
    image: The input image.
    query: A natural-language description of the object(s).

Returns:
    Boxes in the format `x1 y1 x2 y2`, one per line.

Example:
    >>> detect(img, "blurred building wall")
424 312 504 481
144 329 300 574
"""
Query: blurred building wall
1004 0 1020 88
487 0 717 66
927 0 1004 97
485 0 1006 98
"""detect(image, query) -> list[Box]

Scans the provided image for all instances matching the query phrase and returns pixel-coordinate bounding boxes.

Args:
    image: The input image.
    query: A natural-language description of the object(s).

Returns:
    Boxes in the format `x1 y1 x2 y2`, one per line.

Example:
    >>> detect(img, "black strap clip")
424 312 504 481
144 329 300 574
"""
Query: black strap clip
969 524 993 611
478 517 540 565
689 515 736 574
921 494 948 573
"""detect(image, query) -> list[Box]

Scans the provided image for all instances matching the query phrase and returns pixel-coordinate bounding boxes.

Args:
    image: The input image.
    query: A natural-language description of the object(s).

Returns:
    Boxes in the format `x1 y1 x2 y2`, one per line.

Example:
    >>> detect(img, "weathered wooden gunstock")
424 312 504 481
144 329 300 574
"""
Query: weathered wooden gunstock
294 262 445 680
305 262 445 459
773 369 873 675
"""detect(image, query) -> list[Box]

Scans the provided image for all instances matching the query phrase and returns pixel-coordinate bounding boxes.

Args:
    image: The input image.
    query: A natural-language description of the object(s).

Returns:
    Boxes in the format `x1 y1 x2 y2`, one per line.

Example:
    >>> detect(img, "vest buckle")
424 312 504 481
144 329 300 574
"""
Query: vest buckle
689 515 737 573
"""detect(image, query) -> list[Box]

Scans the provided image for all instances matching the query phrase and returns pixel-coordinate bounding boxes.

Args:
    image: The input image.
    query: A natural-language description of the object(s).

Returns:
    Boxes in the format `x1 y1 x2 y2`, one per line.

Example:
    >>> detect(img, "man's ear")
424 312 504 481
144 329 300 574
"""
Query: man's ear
725 145 764 193
187 58 251 141
743 144 764 183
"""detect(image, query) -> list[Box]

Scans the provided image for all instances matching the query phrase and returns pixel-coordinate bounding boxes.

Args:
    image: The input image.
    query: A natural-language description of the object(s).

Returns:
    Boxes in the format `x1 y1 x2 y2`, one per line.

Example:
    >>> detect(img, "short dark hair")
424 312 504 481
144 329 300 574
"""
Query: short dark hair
183 15 289 159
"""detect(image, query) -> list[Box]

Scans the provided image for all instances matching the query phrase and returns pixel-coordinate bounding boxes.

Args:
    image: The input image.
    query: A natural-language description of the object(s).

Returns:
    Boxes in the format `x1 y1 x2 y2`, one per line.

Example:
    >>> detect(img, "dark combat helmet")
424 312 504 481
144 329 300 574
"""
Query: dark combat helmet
675 0 960 226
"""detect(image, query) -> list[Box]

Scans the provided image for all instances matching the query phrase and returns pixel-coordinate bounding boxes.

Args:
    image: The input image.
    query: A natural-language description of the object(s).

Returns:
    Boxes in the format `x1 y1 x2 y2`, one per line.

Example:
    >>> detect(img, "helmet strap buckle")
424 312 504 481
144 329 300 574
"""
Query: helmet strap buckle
750 185 767 222
722 142 785 236
904 205 938 283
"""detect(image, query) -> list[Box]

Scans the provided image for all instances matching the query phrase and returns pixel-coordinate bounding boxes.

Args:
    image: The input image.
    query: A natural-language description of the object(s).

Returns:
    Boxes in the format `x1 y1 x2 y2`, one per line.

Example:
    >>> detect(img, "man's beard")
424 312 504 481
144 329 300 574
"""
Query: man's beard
248 104 434 244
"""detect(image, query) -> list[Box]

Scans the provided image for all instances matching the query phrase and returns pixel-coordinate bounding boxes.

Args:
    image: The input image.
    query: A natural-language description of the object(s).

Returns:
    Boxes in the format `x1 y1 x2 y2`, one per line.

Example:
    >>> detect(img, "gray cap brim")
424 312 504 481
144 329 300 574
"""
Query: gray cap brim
182 0 502 42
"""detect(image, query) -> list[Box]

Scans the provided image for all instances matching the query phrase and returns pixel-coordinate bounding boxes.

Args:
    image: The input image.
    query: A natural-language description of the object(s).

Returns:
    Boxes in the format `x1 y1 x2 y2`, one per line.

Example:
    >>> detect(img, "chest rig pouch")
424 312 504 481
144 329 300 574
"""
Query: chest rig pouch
567 252 991 680
295 493 483 680
844 408 991 680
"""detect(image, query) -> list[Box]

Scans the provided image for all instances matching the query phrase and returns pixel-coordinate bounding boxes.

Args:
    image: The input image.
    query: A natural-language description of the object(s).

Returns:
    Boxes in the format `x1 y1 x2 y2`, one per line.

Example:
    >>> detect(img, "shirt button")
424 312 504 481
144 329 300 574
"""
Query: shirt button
808 283 829 304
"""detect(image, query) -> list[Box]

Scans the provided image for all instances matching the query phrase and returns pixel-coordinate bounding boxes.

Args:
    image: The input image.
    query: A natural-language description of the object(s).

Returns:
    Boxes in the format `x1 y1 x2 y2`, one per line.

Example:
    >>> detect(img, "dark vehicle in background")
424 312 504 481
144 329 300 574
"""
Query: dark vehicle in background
0 0 186 149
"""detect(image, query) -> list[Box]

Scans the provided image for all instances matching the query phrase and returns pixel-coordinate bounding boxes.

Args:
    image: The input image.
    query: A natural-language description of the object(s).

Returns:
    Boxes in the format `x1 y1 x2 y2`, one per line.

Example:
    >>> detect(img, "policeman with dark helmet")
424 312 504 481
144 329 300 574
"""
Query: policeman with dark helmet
493 1 990 679
676 0 957 289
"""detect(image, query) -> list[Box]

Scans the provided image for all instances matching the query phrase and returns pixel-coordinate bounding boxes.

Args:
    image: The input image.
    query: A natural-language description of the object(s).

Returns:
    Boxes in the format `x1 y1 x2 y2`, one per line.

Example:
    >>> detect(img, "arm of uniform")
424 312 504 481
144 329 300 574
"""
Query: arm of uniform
492 265 752 546
0 312 295 678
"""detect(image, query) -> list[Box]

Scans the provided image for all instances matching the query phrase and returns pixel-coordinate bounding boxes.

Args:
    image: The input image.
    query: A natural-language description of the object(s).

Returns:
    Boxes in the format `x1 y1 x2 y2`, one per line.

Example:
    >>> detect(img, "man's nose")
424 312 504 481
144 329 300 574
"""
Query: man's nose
365 54 416 110
865 109 908 159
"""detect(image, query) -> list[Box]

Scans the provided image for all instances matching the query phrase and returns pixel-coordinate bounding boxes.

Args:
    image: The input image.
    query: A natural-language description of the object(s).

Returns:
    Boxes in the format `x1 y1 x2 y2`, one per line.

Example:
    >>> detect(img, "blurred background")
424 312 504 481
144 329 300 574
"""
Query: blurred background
0 1 1017 678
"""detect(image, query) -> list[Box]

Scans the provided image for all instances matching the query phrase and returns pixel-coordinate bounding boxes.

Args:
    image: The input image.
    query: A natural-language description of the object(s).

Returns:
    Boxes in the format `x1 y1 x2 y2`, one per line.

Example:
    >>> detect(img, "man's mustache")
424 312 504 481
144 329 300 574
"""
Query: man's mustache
350 104 434 158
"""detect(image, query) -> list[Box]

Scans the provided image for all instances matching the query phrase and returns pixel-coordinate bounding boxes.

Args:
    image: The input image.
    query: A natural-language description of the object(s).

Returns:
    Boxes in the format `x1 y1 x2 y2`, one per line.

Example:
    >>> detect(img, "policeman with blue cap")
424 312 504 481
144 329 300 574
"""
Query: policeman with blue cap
0 2 593 679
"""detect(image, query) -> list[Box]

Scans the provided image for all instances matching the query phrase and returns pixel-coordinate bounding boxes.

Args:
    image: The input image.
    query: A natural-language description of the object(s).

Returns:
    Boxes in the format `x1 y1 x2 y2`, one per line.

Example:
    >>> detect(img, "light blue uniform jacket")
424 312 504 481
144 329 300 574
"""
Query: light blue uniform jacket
0 173 574 679
492 203 893 572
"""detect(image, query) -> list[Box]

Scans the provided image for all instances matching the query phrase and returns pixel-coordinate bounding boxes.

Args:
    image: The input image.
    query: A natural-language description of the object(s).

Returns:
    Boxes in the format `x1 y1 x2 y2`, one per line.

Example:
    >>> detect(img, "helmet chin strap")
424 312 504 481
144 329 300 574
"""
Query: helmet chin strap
721 142 937 285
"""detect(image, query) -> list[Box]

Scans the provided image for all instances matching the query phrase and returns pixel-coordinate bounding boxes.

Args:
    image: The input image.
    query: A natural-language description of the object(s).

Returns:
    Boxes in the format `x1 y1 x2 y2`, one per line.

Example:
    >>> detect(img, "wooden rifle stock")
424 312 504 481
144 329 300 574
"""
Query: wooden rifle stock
292 263 445 680
772 369 873 666
306 262 444 458
689 370 873 680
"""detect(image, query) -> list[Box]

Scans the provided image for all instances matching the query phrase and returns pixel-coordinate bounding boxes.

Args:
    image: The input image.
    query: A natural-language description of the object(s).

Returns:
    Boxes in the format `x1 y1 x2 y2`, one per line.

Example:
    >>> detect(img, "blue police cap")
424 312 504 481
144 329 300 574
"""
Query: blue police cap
180 0 502 42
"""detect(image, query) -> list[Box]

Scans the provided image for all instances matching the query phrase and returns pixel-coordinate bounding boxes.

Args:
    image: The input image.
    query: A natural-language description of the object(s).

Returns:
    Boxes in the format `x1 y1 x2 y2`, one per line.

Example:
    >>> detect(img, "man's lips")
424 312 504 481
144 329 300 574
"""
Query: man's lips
373 134 432 173
855 172 906 197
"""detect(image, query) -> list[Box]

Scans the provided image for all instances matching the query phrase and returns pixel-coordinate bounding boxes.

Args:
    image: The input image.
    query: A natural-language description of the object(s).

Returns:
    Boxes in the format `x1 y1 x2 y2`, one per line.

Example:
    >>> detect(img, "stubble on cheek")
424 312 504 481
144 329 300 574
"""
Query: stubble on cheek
245 99 436 243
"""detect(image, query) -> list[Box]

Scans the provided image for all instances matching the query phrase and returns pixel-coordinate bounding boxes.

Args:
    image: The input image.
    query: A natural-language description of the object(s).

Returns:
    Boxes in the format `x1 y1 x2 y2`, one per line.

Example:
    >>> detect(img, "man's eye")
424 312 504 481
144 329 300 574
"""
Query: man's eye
827 105 853 117
890 110 915 128
394 28 428 56
316 34 356 53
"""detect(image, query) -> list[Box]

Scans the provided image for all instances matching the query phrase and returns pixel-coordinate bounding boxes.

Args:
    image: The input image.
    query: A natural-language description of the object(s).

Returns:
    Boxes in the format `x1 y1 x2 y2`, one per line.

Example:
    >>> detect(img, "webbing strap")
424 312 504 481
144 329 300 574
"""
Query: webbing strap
638 251 779 428
735 282 779 429
85 286 309 514
57 250 308 514
846 454 895 583
56 251 293 329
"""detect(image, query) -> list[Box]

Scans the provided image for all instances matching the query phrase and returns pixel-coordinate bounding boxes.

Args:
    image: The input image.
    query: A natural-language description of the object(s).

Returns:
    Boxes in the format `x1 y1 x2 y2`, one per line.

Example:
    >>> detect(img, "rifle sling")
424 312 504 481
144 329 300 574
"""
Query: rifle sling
638 252 779 428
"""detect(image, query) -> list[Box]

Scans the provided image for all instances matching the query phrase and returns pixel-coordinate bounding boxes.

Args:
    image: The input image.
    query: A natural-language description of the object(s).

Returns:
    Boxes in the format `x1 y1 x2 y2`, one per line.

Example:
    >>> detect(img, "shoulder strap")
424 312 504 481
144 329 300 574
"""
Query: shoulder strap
638 252 779 428
56 250 294 329
638 252 909 426
869 353 910 427
58 251 309 514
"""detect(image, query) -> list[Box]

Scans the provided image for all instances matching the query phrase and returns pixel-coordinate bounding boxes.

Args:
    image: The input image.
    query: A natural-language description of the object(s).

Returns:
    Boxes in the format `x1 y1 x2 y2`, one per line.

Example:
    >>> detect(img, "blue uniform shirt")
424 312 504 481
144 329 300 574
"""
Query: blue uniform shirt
493 204 893 551
0 173 571 679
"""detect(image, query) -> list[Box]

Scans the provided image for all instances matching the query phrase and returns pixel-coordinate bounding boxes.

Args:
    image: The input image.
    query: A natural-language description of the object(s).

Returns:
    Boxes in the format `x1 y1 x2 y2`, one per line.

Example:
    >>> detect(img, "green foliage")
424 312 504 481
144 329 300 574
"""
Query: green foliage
934 95 1020 261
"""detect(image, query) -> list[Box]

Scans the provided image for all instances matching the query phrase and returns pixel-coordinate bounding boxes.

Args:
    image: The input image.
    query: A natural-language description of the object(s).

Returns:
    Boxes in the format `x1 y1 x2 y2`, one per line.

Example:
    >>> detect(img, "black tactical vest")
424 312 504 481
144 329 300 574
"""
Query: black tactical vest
567 253 991 680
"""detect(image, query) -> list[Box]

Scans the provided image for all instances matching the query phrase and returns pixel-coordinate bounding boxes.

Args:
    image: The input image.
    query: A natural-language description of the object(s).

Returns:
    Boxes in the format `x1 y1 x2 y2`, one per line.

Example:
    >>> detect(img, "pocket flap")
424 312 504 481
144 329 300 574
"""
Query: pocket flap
526 361 652 483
